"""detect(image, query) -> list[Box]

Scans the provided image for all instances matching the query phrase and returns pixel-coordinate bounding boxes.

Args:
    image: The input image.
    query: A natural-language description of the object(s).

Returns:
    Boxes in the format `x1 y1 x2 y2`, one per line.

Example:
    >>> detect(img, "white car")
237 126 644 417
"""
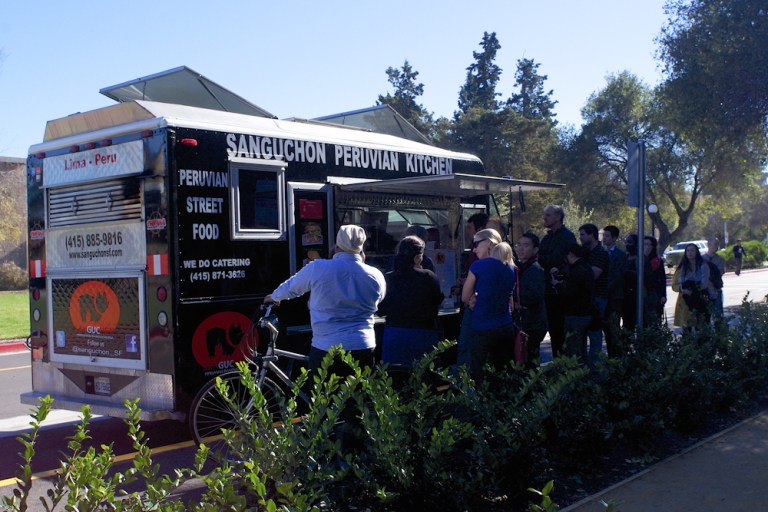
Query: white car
663 240 708 268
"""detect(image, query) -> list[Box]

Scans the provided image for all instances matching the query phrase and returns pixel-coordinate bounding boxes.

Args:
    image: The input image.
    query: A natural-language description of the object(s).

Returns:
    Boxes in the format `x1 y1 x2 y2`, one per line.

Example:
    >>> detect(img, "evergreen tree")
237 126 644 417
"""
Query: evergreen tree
457 32 502 114
378 60 435 139
507 58 557 124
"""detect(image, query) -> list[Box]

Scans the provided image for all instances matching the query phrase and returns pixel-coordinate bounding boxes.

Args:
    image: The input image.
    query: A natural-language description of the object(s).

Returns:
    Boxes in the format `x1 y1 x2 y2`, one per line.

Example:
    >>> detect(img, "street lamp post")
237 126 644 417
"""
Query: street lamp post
648 203 658 239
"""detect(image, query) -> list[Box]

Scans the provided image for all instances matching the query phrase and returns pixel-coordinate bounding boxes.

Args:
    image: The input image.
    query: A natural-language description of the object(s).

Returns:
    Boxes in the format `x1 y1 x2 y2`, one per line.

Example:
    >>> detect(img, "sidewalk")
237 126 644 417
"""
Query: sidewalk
563 408 768 511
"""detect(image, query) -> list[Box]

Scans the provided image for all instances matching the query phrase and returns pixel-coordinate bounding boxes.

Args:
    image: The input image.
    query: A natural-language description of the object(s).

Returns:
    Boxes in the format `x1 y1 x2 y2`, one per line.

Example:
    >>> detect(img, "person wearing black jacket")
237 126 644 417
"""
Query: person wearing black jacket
642 236 667 326
378 236 444 367
602 225 627 357
551 244 595 364
539 205 578 358
622 234 639 332
514 232 548 365
733 239 747 276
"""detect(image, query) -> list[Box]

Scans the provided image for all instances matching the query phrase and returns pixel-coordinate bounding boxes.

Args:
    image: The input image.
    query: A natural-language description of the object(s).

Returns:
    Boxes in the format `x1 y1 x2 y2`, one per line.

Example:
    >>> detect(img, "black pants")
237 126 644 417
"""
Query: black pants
308 346 375 380
307 346 375 426
525 329 548 368
622 291 637 332
545 294 567 358
604 299 623 358
470 323 516 383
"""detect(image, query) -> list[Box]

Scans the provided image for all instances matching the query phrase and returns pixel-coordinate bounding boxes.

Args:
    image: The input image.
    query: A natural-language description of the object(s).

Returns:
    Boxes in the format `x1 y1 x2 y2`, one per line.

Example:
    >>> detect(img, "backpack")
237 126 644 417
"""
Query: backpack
707 260 723 290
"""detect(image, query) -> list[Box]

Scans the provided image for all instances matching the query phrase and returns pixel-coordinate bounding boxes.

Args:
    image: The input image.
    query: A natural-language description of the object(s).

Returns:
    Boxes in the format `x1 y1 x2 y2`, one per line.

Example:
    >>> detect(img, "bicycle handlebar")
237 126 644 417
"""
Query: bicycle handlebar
258 302 279 329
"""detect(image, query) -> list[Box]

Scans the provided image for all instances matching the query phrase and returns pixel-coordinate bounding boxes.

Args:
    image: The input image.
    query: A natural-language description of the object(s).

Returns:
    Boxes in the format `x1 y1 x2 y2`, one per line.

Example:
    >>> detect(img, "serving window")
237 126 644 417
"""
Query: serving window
229 158 286 240
336 191 461 308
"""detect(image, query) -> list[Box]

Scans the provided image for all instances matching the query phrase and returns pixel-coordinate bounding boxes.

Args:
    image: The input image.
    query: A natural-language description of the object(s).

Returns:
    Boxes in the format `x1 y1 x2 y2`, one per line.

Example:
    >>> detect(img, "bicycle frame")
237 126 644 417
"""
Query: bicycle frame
251 304 311 405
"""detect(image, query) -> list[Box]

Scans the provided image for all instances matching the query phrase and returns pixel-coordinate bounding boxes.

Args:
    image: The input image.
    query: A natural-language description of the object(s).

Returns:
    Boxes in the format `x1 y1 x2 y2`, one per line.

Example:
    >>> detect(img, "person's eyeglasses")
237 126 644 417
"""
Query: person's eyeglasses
472 239 485 248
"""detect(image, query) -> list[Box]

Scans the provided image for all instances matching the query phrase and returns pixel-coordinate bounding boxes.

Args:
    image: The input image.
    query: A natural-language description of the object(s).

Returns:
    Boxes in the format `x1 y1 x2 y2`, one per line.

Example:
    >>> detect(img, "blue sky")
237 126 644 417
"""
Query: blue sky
0 1 666 158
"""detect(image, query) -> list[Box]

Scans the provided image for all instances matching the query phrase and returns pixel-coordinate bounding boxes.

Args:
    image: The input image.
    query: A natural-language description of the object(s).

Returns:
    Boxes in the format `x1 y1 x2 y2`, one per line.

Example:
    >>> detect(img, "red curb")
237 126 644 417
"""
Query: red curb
0 340 28 354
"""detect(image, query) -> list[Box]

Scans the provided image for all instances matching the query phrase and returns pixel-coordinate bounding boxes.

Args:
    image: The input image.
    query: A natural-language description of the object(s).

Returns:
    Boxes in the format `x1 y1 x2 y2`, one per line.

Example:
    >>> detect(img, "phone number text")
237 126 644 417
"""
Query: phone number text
189 270 247 282
65 232 124 250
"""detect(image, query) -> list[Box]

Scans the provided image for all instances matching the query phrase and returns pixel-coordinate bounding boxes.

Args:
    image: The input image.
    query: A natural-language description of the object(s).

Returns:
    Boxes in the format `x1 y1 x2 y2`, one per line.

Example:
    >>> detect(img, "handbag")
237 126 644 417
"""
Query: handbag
513 267 529 365
514 328 529 365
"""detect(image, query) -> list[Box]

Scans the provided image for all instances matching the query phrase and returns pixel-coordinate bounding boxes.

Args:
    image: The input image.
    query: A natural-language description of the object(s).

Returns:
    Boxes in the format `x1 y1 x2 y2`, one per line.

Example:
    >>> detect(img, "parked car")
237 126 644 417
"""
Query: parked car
662 240 708 268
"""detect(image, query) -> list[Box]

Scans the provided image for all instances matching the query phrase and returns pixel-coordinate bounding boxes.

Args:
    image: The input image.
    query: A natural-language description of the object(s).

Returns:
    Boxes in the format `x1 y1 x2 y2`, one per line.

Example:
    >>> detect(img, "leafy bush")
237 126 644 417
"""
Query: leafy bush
720 240 767 271
0 262 26 291
5 303 768 511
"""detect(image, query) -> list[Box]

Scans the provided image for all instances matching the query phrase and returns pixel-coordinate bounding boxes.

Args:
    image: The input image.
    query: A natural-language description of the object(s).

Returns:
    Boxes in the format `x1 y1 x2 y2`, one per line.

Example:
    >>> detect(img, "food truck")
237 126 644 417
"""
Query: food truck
23 67 562 423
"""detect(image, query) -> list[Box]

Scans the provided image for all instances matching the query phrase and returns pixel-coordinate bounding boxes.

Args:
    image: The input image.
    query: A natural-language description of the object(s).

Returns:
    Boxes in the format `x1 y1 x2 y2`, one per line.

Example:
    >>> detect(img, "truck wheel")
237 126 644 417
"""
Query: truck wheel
189 372 282 456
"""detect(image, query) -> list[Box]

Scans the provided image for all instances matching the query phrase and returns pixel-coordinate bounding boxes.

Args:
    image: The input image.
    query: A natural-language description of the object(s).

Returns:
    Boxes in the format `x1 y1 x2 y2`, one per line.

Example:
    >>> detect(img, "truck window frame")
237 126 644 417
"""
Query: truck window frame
229 157 286 240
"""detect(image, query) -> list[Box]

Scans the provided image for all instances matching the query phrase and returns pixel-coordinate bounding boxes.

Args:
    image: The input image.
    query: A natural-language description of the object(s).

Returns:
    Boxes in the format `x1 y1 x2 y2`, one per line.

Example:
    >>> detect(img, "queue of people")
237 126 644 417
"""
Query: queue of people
265 208 732 385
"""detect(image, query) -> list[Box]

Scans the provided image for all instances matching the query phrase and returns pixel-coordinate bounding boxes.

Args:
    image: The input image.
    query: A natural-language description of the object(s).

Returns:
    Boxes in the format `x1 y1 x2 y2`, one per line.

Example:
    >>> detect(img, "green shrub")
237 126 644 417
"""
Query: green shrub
602 324 674 448
720 240 767 271
0 262 26 291
6 304 768 511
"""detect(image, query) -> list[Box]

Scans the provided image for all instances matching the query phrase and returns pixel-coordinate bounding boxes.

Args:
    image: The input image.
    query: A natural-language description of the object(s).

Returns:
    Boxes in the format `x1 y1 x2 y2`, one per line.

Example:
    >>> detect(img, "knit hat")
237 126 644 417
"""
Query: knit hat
336 225 366 254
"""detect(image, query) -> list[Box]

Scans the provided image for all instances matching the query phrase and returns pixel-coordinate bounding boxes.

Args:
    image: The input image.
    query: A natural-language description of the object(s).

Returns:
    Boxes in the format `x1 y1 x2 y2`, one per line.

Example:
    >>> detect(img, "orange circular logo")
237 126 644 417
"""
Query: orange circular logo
69 280 121 333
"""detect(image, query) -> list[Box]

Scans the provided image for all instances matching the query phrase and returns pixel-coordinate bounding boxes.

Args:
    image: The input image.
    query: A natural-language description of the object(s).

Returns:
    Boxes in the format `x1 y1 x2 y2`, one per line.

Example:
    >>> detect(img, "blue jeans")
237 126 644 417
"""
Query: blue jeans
381 326 439 367
564 315 592 364
587 297 607 365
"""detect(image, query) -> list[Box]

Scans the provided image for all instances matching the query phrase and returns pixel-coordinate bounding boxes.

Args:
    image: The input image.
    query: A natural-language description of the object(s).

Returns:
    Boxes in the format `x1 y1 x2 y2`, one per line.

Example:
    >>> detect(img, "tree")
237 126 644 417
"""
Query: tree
457 32 503 114
557 72 651 223
377 60 435 139
658 0 768 140
560 70 767 250
450 38 562 234
0 160 26 256
507 58 557 124
655 0 768 245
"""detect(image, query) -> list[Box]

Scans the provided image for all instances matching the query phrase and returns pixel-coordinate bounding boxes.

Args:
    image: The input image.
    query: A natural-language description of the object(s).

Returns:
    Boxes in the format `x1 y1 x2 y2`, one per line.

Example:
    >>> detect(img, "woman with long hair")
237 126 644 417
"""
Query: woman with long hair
672 242 710 329
378 235 444 367
461 231 516 381
643 236 668 326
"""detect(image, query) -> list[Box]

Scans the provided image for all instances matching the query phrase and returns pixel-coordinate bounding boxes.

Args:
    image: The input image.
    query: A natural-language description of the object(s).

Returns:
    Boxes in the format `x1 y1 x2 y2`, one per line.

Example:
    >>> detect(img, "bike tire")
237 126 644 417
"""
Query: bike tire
189 372 283 452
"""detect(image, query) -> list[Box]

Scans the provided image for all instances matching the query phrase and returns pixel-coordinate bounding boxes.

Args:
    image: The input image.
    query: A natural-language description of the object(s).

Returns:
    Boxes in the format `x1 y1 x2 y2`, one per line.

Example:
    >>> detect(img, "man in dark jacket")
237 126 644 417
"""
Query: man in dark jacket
602 225 627 357
538 205 577 358
579 223 609 365
733 239 746 276
552 244 595 364
515 232 548 365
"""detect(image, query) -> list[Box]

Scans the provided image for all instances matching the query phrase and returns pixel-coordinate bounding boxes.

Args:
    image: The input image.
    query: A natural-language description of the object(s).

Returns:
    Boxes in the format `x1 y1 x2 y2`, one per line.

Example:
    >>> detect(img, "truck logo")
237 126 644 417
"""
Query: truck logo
191 312 257 369
146 211 167 231
69 280 120 334
206 323 243 357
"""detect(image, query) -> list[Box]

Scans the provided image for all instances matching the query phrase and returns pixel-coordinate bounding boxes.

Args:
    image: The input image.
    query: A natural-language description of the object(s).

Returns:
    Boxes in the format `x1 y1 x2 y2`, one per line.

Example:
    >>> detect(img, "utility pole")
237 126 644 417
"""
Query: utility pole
627 140 646 328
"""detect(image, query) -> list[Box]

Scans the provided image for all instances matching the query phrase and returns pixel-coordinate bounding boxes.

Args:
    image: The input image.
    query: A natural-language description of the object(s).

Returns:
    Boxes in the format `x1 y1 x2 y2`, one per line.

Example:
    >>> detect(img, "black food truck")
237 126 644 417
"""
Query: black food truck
23 67 562 425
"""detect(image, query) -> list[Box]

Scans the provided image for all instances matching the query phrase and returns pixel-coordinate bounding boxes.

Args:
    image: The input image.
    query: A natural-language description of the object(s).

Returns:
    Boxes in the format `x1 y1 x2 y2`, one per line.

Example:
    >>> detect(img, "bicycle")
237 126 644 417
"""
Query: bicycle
188 303 311 452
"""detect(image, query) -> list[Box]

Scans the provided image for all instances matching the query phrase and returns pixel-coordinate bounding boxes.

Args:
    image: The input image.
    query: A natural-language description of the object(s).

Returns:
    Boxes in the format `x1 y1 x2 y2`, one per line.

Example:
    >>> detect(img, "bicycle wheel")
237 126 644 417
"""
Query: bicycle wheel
189 372 283 452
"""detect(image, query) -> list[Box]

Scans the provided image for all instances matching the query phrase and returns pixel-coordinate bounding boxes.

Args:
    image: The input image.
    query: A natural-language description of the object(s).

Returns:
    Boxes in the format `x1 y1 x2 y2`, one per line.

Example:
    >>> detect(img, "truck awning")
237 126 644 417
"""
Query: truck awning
338 173 563 198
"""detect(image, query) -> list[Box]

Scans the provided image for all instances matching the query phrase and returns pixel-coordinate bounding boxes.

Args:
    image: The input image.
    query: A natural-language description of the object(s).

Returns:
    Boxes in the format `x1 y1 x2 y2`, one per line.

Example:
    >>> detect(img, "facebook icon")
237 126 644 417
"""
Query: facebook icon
125 334 138 353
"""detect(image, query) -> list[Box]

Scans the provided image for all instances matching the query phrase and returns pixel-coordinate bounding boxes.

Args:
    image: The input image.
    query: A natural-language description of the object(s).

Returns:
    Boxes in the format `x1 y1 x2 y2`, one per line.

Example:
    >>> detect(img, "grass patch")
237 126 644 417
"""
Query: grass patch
0 291 29 340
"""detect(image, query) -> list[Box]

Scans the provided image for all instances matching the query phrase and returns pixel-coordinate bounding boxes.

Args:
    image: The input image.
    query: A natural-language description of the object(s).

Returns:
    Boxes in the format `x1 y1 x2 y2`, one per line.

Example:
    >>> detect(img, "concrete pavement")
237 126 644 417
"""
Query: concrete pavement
562 266 768 511
563 408 768 511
